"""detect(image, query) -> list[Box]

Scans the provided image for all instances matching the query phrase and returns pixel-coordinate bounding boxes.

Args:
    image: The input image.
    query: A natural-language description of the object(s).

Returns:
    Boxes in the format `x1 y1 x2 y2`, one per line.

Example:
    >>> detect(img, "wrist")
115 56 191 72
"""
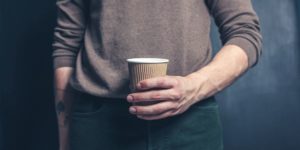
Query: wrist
185 67 211 88
55 84 77 95
185 67 222 100
184 72 209 102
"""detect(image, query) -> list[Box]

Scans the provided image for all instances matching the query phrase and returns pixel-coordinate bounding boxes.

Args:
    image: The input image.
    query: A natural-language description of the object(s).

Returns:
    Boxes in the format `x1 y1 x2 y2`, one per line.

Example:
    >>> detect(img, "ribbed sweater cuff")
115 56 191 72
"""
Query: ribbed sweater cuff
225 37 258 68
53 55 76 69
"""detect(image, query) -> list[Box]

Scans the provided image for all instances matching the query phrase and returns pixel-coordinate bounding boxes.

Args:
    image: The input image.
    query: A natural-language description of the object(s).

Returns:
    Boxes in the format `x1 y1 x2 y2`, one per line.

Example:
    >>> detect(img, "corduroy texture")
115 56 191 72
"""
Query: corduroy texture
69 89 223 150
128 63 168 92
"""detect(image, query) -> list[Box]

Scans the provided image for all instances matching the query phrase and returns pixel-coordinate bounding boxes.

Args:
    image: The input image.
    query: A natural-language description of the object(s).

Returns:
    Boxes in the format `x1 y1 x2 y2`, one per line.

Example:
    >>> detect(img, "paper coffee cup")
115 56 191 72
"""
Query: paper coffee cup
127 58 169 92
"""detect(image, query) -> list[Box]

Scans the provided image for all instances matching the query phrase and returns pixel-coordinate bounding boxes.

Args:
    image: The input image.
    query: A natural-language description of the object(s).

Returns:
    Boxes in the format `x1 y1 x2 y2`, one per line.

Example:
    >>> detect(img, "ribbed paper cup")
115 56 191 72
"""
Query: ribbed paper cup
127 58 169 105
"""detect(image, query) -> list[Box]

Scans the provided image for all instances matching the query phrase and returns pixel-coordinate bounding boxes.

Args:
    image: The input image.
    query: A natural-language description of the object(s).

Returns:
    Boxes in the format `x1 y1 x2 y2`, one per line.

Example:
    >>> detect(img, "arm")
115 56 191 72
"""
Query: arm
186 0 263 101
52 0 87 149
185 45 248 101
52 0 87 69
126 0 262 120
206 0 262 68
54 67 74 150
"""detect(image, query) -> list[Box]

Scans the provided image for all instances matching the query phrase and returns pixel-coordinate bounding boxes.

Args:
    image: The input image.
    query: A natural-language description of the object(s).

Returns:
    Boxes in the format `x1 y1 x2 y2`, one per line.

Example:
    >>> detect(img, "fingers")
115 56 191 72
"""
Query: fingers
129 101 177 116
127 76 185 120
136 76 178 91
127 89 181 103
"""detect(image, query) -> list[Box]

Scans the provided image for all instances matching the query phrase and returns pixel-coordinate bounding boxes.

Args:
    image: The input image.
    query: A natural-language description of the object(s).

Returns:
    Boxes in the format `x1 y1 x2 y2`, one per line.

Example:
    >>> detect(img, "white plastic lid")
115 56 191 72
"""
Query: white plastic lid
126 58 169 63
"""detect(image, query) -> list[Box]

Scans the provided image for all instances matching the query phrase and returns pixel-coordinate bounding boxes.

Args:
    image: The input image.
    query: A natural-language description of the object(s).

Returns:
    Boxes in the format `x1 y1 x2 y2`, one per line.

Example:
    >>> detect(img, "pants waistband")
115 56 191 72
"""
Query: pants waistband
74 89 215 107
73 89 127 103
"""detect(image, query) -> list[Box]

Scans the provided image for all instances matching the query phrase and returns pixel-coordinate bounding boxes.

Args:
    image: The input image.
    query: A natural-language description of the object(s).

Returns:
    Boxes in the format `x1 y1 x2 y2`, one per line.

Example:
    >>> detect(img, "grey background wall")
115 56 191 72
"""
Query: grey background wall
0 0 299 150
0 0 58 149
211 0 300 150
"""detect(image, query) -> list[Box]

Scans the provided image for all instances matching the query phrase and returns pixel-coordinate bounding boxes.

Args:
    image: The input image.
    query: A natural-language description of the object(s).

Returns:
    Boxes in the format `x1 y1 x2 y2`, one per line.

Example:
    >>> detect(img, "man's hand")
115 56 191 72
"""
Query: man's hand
126 75 206 120
127 45 249 121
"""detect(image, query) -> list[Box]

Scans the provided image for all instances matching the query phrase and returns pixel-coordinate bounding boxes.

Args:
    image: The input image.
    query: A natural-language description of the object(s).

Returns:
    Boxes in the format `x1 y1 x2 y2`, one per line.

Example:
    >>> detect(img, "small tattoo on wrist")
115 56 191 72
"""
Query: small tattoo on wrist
56 101 65 115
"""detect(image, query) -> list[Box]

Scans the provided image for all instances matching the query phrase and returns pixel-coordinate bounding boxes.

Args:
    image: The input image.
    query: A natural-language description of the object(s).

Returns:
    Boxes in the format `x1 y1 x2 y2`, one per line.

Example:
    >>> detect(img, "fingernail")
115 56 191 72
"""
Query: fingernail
129 107 137 114
127 95 133 102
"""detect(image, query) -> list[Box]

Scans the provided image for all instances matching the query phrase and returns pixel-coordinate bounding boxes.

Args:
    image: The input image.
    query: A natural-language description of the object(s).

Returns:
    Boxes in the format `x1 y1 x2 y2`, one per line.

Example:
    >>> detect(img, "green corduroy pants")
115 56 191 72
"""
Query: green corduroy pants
69 89 223 150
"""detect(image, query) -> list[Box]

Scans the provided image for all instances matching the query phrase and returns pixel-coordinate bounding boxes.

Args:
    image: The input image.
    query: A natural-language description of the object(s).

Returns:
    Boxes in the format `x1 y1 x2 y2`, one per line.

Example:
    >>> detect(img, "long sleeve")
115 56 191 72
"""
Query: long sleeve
52 0 87 69
206 0 262 67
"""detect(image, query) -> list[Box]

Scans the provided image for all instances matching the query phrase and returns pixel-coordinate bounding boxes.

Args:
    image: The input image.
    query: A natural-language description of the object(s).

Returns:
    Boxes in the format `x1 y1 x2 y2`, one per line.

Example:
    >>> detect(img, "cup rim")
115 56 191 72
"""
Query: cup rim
126 58 169 64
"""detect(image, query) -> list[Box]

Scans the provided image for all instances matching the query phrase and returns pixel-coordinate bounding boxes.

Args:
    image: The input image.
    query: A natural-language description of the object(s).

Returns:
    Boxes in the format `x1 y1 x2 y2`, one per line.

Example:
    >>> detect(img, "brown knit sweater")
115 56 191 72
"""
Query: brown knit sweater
52 0 262 99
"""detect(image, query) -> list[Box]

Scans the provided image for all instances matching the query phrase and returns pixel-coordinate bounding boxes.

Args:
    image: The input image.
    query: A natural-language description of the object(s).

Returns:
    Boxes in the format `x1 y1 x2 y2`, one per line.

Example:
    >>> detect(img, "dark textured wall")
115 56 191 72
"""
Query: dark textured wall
0 0 58 150
0 0 299 150
212 0 300 150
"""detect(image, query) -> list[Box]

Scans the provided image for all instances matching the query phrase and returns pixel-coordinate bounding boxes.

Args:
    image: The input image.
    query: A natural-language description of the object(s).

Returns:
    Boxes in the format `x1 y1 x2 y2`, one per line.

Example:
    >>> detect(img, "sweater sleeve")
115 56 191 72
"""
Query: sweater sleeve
206 0 262 68
52 0 87 69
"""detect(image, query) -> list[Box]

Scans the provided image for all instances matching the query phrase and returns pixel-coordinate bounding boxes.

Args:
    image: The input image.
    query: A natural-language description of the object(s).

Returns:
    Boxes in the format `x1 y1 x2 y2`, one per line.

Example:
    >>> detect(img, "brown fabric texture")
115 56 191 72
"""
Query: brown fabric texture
52 0 262 99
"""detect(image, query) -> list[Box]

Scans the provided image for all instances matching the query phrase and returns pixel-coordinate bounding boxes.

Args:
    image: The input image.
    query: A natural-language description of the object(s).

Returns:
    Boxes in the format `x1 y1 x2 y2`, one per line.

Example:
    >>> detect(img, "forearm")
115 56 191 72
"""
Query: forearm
54 67 74 150
186 44 248 101
55 67 74 126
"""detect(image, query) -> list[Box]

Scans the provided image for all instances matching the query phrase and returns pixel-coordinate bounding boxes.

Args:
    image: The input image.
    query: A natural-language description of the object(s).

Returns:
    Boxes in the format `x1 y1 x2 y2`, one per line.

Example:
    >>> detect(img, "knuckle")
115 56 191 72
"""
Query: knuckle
168 102 178 111
154 106 162 113
172 89 182 99
173 78 180 86
152 92 161 99
148 107 156 114
174 102 180 110
138 108 145 115
157 78 166 86
146 109 151 114
174 93 181 100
